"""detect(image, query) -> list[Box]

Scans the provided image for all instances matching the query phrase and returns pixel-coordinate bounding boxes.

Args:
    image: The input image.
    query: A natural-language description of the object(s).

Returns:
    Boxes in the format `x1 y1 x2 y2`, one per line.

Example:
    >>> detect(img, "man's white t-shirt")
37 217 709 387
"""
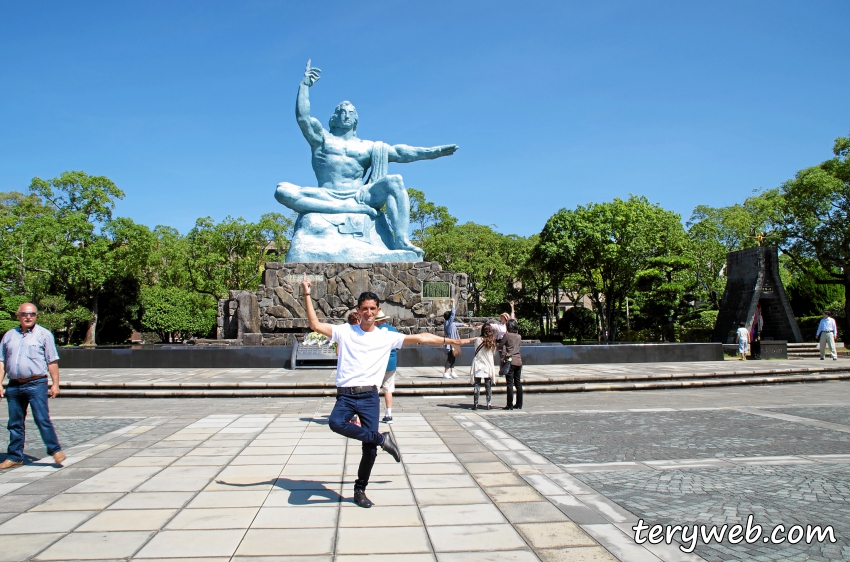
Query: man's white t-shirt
332 323 406 388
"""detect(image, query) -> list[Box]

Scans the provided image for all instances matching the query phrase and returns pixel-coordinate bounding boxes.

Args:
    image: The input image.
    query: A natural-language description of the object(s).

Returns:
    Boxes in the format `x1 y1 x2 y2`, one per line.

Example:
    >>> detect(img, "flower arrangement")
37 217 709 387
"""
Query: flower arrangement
303 331 337 351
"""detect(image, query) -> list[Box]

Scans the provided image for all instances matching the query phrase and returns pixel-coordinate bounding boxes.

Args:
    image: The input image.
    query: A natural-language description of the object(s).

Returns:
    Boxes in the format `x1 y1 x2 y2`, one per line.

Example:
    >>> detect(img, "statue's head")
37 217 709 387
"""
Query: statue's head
329 101 358 133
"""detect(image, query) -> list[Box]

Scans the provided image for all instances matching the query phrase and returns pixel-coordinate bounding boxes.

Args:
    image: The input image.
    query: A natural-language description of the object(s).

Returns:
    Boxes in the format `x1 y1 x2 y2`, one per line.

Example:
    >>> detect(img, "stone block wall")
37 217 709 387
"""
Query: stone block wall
217 262 474 345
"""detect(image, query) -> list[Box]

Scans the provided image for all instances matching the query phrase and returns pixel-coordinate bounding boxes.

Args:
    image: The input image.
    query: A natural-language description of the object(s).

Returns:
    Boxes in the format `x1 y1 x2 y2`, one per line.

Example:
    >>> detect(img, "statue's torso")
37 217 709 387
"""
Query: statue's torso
312 133 374 191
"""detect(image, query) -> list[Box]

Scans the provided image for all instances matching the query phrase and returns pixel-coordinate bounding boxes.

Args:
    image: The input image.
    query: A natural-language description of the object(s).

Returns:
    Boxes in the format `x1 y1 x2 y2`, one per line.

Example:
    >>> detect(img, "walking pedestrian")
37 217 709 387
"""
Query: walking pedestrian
302 274 462 508
499 318 523 410
443 298 466 379
735 321 749 361
375 311 397 424
0 303 65 469
816 310 838 361
466 324 497 410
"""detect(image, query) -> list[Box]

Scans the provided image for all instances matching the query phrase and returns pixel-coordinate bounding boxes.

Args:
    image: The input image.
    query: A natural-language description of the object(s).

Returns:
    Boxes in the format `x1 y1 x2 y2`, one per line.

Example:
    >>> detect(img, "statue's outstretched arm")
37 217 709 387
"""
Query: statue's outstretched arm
296 59 324 148
388 143 459 163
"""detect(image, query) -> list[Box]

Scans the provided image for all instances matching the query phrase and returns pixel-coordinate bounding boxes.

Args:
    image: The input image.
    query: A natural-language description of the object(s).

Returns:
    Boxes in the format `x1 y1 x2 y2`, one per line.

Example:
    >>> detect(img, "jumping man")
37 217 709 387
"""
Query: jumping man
301 273 463 508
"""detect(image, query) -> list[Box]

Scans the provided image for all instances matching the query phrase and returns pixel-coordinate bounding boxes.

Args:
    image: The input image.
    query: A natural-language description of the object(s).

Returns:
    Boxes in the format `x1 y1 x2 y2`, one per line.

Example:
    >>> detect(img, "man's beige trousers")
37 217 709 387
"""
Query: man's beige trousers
819 331 837 359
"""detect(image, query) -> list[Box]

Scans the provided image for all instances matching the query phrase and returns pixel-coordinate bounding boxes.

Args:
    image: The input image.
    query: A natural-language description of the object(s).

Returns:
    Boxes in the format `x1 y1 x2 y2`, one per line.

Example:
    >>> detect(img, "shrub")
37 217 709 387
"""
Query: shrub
516 317 539 339
557 306 597 341
140 287 216 342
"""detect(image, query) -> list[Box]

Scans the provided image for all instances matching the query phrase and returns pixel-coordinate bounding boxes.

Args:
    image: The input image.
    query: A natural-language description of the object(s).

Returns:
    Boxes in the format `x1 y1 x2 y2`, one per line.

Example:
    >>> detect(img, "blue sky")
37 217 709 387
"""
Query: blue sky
2 1 848 237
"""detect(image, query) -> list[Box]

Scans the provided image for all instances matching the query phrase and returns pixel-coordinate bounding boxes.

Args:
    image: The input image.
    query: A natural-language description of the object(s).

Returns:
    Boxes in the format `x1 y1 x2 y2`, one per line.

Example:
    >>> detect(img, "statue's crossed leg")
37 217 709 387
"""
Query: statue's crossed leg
275 174 417 252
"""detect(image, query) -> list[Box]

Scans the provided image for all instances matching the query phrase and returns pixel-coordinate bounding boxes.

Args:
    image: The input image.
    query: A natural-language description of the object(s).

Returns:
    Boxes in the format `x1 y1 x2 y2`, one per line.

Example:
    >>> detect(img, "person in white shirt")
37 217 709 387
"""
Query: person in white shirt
816 310 838 361
301 273 463 508
735 322 750 361
489 301 516 342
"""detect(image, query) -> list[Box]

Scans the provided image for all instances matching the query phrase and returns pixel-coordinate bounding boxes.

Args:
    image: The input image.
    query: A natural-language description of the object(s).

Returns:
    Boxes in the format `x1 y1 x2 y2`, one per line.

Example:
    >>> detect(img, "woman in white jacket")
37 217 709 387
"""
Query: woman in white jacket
466 323 498 410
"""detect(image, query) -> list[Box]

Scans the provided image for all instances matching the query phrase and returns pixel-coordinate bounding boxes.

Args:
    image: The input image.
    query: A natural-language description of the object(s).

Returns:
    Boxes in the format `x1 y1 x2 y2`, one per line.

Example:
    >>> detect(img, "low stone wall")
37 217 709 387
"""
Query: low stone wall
217 262 470 345
57 342 724 369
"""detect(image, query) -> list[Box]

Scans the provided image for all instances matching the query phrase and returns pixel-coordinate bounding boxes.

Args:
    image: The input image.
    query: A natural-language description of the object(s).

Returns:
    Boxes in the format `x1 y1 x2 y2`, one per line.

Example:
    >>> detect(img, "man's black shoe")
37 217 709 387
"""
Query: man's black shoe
381 432 402 463
471 405 478 410
353 490 373 508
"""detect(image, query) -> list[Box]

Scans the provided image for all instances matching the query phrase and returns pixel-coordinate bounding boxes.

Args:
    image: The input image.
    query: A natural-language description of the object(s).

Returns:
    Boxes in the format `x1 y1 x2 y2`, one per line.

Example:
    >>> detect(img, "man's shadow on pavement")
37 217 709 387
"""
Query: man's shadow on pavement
214 476 391 505
0 452 56 466
299 417 329 424
214 477 342 505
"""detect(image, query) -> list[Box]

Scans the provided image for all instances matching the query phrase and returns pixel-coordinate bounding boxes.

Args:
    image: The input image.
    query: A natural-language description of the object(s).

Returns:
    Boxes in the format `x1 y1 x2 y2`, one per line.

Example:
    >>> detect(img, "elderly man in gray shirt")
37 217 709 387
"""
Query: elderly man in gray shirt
0 303 65 469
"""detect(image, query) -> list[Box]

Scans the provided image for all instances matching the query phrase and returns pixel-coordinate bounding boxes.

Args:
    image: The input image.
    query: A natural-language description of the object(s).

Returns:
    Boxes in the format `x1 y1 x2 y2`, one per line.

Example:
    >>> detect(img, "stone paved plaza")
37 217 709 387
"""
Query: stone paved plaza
1 376 849 561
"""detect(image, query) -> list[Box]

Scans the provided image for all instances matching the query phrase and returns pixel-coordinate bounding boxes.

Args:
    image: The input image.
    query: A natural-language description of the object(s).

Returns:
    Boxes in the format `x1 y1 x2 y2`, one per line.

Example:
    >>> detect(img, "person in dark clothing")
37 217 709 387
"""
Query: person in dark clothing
498 319 523 410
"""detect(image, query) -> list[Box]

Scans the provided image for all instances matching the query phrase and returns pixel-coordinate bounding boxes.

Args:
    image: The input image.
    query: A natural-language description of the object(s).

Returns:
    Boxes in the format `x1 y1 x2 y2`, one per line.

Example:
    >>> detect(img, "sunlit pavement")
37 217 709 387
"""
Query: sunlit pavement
1 380 849 561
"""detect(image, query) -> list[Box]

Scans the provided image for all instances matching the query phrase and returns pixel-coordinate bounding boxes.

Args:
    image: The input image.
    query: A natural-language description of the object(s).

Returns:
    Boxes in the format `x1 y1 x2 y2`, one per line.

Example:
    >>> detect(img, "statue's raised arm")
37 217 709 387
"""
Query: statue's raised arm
295 59 324 148
388 143 459 163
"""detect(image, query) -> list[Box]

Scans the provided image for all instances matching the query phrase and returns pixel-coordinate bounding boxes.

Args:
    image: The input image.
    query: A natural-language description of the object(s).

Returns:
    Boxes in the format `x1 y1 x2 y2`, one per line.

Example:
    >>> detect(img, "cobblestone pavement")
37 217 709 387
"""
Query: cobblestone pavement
576 464 850 561
489 410 850 464
487 403 850 561
0 381 849 560
769 406 850 427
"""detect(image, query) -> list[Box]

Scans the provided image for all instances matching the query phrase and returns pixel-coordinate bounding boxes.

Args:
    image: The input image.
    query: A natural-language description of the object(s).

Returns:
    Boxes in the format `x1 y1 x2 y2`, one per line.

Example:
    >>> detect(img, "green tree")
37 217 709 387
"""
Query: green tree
21 172 156 345
140 286 216 342
0 191 66 300
774 135 850 337
142 226 191 289
186 213 293 299
408 188 455 243
683 191 786 309
0 291 27 337
421 222 512 316
536 196 686 342
34 295 90 344
635 255 694 341
518 241 562 336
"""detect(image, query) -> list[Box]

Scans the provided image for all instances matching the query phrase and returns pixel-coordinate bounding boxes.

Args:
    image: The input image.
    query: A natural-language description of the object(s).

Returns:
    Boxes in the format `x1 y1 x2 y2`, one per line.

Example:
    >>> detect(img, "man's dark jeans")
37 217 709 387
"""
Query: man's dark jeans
328 390 381 492
505 365 523 409
5 378 61 462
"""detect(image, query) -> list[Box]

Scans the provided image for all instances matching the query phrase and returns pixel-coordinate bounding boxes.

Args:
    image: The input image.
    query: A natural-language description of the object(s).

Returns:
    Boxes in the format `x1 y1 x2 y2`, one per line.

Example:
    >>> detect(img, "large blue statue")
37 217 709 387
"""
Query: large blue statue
275 60 458 262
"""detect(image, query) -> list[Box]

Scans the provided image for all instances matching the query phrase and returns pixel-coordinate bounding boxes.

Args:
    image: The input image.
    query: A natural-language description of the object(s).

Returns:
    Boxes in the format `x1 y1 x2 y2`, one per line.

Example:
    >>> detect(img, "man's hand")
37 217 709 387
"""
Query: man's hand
302 59 321 87
450 298 455 306
436 145 458 157
301 272 312 297
49 384 59 399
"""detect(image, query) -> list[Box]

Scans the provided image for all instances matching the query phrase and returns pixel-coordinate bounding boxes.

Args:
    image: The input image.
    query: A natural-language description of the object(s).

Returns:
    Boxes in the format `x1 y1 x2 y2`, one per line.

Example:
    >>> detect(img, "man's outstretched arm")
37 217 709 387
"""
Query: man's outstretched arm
296 59 324 148
389 144 459 163
404 332 463 346
301 273 333 338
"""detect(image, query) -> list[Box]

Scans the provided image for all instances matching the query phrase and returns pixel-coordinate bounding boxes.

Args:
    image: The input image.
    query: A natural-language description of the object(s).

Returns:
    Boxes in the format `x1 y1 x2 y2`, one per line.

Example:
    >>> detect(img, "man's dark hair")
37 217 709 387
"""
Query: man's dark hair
824 310 831 316
506 318 519 334
739 322 746 327
357 291 380 308
443 310 452 321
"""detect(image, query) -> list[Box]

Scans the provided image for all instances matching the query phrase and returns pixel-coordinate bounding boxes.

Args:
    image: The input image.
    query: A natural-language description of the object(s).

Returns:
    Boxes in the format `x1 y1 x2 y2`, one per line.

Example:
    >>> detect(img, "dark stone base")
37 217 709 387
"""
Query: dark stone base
217 261 470 343
58 342 724 369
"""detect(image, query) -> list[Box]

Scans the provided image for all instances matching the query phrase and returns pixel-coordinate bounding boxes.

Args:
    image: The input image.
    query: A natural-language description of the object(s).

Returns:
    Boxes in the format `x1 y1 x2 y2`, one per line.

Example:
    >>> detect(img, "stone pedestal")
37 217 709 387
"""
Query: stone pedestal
285 212 423 263
217 261 471 345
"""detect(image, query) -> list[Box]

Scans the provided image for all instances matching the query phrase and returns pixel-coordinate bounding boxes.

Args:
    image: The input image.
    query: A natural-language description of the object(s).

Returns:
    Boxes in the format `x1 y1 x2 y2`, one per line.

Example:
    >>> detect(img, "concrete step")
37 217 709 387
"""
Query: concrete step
56 365 850 397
